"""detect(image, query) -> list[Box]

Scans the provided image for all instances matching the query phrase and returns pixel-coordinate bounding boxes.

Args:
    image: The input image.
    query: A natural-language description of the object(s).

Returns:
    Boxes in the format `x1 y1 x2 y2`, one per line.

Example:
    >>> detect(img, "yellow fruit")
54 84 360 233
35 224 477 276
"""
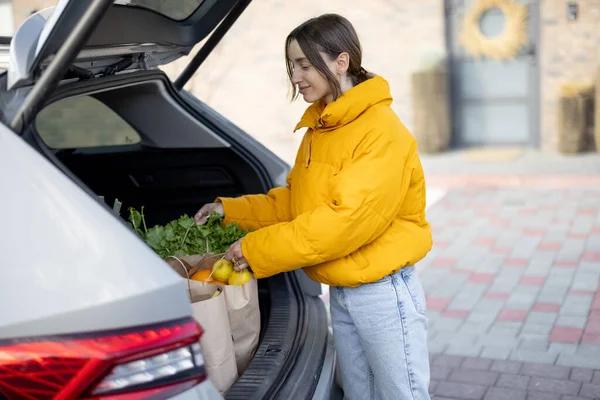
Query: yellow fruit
190 269 213 282
228 269 253 286
211 259 234 283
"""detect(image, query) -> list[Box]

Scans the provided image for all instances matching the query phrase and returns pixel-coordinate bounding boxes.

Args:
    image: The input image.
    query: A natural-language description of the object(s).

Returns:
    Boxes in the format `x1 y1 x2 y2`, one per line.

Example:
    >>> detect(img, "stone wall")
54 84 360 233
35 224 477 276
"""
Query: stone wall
540 0 600 151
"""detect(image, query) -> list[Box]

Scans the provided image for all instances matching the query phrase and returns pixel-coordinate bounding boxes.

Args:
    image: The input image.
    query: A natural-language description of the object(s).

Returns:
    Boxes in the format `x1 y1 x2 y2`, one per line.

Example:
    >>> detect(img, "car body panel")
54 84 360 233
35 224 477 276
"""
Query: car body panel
0 120 193 339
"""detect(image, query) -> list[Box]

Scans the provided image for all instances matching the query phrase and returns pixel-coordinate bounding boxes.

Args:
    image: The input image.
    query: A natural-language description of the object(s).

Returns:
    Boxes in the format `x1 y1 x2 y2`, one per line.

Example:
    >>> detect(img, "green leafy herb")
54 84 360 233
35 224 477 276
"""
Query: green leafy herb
128 207 248 258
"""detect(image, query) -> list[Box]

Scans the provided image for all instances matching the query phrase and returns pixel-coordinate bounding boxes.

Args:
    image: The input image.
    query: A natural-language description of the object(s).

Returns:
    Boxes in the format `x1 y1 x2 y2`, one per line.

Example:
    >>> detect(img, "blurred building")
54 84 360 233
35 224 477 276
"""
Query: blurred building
4 0 600 161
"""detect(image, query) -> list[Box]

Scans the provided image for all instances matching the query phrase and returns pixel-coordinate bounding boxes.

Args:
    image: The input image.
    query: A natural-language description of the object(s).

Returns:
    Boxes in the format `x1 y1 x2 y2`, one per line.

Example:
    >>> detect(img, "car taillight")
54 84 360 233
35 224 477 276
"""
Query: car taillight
0 317 206 400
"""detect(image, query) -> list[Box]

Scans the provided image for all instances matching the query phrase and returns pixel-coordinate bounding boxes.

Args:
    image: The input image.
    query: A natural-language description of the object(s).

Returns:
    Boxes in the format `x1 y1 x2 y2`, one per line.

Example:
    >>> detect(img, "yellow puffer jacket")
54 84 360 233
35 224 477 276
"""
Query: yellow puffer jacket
217 75 432 287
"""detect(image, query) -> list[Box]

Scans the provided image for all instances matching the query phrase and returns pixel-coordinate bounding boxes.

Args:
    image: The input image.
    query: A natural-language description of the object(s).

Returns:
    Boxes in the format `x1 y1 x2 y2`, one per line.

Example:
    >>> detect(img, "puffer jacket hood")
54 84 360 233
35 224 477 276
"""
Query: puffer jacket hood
217 75 432 287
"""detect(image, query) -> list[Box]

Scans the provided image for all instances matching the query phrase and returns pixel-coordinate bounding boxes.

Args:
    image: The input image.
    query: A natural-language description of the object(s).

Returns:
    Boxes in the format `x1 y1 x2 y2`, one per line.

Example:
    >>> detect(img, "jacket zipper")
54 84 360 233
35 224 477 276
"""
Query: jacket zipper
305 124 322 168
305 139 312 168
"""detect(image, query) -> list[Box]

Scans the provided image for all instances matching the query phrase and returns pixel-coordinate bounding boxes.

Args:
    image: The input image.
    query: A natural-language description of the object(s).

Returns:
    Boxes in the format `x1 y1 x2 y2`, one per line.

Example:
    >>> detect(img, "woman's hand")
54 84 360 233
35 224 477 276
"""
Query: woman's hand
194 203 224 225
225 238 249 272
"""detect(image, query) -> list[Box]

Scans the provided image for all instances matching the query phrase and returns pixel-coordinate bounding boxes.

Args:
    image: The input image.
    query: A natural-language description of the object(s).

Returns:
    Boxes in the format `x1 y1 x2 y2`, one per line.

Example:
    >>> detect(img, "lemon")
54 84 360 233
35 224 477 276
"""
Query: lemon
228 269 253 286
211 259 234 283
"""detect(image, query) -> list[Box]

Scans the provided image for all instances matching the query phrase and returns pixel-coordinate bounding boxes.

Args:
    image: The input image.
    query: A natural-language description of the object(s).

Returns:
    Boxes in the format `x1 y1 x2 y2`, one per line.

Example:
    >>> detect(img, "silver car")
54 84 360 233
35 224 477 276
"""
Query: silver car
0 0 340 398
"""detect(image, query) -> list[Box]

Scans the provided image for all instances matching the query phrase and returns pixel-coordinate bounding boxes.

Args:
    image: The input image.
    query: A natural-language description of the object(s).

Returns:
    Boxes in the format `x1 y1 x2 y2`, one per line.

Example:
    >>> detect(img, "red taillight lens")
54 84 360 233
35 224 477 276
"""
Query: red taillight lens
0 317 206 400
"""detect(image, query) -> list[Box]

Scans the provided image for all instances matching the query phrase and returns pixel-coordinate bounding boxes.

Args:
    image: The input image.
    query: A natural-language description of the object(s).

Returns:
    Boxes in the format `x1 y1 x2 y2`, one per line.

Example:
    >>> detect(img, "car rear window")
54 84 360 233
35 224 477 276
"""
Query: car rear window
35 96 141 149
113 0 204 21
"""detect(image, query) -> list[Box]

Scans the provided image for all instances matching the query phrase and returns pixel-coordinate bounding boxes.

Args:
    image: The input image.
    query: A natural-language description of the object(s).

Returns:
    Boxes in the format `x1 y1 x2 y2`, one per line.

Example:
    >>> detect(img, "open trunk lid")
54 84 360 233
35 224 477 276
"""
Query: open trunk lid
7 0 247 90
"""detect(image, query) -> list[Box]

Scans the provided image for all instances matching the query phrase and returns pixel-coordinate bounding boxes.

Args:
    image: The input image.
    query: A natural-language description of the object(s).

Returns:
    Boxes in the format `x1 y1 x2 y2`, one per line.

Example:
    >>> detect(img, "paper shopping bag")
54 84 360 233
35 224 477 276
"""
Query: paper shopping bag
165 256 238 394
223 278 261 375
188 282 238 393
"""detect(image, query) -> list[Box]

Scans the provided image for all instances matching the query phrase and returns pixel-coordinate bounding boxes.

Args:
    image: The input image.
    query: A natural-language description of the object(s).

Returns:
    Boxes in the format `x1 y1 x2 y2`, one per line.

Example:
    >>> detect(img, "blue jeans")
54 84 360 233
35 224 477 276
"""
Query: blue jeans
330 266 431 400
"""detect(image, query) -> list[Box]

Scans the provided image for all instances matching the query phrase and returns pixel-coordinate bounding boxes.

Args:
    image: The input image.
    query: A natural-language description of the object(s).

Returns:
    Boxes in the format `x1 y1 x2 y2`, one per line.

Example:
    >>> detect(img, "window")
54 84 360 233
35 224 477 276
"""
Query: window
36 96 141 149
113 0 204 21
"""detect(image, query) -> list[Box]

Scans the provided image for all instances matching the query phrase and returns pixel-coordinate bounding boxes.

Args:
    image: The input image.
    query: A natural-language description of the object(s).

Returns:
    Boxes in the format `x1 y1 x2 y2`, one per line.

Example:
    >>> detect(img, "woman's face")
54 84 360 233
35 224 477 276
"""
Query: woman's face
287 40 337 104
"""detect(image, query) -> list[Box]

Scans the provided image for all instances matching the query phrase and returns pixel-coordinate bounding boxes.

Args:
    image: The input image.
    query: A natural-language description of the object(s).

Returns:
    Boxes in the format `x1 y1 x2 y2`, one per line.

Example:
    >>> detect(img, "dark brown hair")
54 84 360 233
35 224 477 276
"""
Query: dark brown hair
285 13 369 101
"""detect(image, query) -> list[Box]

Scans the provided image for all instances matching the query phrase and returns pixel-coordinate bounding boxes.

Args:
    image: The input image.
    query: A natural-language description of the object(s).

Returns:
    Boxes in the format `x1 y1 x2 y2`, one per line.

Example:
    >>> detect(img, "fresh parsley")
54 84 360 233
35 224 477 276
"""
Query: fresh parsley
128 206 248 258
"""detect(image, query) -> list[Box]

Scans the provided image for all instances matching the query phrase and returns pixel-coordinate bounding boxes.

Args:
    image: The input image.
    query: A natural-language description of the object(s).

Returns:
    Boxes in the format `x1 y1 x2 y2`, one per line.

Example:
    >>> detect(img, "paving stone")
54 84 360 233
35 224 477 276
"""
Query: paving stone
493 321 525 331
527 311 559 325
471 299 506 315
579 261 600 274
462 282 491 295
573 271 600 284
458 321 494 335
544 276 575 289
446 344 483 357
510 349 559 364
549 343 579 355
433 354 465 368
480 330 521 348
432 381 488 400
431 366 453 380
484 387 526 400
449 297 482 310
431 397 461 400
549 269 577 280
561 396 593 400
511 237 543 259
528 377 581 396
593 370 600 384
434 317 465 332
520 363 571 380
488 282 520 293
529 252 556 268
481 347 512 360
575 344 600 358
556 239 586 263
427 339 449 355
555 316 588 329
525 393 561 400
556 354 600 369
506 293 537 310
525 265 554 277
559 302 592 318
578 383 600 398
521 323 554 336
429 379 438 393
519 338 550 351
497 373 530 390
490 359 523 374
448 369 499 386
537 288 570 304
569 368 593 383
462 356 493 371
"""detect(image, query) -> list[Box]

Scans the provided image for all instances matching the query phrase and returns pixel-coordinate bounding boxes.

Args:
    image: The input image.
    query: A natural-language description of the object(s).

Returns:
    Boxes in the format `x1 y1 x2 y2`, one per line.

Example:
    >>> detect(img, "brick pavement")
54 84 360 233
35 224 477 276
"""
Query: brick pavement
428 354 600 400
418 183 600 399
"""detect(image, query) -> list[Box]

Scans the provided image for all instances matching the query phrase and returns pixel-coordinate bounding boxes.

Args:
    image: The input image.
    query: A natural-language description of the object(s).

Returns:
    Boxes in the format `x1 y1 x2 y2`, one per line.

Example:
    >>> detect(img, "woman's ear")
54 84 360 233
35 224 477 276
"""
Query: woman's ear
336 52 350 74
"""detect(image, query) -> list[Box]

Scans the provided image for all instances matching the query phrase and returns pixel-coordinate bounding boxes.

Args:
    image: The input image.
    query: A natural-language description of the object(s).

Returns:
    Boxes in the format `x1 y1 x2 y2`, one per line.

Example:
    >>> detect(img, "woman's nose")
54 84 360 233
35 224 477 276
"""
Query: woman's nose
292 71 302 85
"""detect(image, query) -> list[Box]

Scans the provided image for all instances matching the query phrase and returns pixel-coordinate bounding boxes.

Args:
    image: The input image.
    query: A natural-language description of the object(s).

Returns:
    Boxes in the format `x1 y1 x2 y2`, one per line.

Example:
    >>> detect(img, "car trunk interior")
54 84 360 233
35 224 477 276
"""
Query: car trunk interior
36 72 272 315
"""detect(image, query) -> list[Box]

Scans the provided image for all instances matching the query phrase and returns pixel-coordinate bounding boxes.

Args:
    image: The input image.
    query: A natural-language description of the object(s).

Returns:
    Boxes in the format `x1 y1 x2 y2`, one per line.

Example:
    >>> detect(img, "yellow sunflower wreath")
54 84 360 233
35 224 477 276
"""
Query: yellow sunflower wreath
459 0 528 61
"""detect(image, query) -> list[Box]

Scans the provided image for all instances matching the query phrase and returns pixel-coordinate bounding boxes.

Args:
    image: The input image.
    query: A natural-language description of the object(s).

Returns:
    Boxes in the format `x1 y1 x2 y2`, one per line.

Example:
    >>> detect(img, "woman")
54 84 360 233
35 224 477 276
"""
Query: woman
195 13 432 400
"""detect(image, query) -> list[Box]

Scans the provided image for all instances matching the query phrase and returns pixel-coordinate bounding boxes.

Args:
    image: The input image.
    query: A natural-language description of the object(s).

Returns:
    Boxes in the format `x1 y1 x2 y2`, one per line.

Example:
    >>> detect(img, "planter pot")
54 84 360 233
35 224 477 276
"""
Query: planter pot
410 69 451 154
558 95 587 154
